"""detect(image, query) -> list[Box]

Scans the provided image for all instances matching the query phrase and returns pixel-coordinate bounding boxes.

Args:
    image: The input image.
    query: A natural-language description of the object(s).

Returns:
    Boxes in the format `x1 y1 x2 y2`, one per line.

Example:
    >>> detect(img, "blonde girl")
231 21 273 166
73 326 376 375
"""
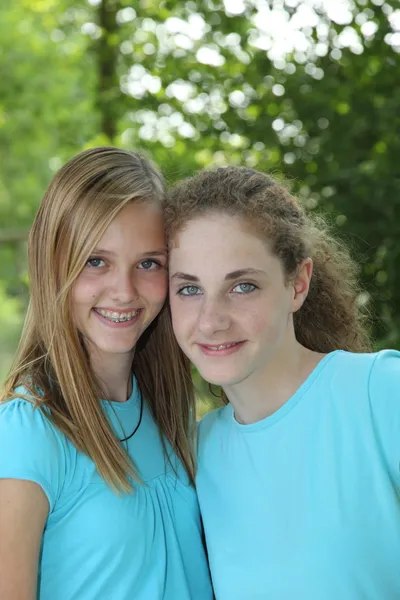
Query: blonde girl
0 147 213 600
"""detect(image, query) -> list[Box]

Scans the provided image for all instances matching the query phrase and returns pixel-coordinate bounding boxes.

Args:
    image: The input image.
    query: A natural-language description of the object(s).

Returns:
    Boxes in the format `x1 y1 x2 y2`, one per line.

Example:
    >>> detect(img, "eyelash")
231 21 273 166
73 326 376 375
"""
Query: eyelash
86 257 105 269
177 282 258 296
137 260 163 270
177 285 202 296
232 282 257 294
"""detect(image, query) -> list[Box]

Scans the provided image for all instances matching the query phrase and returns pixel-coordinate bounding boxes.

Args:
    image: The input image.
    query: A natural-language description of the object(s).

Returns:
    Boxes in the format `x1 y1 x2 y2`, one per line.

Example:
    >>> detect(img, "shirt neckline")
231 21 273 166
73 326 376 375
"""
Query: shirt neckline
226 350 342 432
101 376 140 412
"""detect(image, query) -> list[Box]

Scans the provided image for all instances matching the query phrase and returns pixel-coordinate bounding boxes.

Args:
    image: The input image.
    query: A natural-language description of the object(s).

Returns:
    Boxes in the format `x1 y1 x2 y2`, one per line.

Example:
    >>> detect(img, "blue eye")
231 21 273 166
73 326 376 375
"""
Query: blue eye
178 285 202 296
86 257 105 268
232 283 256 294
138 260 159 270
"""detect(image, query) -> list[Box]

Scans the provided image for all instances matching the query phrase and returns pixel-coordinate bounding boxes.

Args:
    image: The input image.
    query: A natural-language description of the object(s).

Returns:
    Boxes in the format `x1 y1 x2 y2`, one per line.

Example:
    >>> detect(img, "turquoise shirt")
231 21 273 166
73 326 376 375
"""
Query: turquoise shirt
0 379 213 599
197 350 400 599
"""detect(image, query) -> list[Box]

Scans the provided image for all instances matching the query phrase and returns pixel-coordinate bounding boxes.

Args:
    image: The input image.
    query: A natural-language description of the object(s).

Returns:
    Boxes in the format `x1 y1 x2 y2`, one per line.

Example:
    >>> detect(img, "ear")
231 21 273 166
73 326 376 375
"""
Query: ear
292 258 313 312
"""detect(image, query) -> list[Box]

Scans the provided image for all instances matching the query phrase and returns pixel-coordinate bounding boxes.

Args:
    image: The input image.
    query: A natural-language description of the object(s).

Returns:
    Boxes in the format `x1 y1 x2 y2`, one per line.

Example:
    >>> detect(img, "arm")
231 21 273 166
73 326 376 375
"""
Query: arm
0 479 49 600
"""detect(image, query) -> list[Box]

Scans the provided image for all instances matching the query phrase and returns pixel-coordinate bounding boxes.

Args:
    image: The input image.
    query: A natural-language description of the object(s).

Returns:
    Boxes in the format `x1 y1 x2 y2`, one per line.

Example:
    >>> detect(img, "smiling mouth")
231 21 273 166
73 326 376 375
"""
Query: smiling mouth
199 342 243 351
93 308 141 323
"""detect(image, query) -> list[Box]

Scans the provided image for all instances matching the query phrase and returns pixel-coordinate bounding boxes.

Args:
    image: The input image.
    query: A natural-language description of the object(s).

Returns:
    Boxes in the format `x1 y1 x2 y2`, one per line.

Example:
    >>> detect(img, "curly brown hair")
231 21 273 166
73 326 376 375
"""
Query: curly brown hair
166 166 372 354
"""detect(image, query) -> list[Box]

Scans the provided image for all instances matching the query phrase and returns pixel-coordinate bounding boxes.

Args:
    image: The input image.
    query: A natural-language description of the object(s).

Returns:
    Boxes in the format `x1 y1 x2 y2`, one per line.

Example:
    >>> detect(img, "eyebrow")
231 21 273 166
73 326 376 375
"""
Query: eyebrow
224 268 265 280
171 268 265 282
92 248 167 258
142 250 168 258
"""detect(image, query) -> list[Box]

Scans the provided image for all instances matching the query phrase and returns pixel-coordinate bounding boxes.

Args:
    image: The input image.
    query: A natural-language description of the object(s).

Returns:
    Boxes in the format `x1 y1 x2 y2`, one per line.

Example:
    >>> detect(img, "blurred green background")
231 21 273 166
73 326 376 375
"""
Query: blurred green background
1 0 399 409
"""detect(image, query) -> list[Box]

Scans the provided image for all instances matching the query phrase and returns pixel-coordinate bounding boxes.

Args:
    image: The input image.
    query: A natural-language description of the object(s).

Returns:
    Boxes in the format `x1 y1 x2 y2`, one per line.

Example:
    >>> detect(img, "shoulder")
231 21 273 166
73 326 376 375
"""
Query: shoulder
1 394 46 428
324 348 399 400
363 350 400 484
198 406 227 434
367 348 400 387
326 348 382 372
319 349 394 392
0 394 63 444
197 406 230 450
0 394 69 510
315 350 400 437
331 348 400 388
365 349 400 414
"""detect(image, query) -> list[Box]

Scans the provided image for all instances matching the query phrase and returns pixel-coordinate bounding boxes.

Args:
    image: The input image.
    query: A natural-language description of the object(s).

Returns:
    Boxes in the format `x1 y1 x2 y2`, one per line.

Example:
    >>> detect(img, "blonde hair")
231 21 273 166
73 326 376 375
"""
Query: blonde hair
166 166 372 356
1 147 195 492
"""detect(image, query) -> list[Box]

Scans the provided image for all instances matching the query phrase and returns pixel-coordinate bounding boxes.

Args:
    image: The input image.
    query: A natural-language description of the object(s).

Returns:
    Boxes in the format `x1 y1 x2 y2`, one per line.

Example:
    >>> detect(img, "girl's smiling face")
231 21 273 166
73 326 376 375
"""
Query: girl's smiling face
169 213 311 388
72 201 167 368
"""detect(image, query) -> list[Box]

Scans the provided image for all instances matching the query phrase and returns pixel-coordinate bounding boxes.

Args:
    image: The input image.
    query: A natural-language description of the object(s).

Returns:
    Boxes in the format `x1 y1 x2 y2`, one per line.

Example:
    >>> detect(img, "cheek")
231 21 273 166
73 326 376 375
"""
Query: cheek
70 279 97 332
240 295 286 336
243 311 270 336
71 277 97 308
169 295 182 329
142 272 168 303
169 297 194 338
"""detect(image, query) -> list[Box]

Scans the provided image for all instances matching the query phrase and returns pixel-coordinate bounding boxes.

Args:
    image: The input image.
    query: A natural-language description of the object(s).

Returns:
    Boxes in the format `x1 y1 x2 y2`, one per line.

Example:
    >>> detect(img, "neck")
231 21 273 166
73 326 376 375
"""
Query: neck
224 340 324 425
89 347 134 403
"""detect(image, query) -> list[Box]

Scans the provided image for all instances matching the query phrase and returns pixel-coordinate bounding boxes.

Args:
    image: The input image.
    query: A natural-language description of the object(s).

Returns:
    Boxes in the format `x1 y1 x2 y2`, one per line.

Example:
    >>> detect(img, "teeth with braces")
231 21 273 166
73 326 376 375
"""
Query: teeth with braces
95 309 140 323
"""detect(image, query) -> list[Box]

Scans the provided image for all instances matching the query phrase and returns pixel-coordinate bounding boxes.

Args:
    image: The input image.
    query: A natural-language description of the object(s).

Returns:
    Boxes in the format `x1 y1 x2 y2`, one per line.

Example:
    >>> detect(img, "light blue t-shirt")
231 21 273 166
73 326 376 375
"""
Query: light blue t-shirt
0 378 213 600
197 350 400 600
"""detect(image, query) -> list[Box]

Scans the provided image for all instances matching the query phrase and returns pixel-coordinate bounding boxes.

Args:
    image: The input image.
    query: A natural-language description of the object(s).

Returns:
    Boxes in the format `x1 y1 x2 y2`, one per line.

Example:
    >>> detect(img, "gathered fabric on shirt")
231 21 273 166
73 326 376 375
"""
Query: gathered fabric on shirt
197 350 400 600
0 378 213 600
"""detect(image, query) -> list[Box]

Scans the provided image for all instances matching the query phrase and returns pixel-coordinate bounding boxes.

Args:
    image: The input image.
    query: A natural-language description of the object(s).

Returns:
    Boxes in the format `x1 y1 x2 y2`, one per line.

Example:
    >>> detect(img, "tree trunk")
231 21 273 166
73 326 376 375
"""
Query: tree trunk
97 0 121 140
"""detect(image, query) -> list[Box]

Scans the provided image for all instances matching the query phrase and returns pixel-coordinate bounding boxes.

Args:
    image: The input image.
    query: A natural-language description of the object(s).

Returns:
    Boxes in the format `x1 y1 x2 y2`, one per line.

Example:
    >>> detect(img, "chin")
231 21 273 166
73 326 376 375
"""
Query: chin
199 368 242 388
97 342 137 355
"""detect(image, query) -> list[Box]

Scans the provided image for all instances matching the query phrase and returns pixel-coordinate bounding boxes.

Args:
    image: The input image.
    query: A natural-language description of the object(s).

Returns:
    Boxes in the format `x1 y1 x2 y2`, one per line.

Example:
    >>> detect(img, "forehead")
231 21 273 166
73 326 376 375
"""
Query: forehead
170 214 273 269
98 201 165 244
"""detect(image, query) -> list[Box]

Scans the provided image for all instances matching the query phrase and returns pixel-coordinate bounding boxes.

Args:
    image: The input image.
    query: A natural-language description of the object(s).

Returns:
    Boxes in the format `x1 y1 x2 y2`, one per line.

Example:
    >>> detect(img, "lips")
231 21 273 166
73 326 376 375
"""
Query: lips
200 342 240 351
93 308 140 323
197 340 246 356
93 308 142 325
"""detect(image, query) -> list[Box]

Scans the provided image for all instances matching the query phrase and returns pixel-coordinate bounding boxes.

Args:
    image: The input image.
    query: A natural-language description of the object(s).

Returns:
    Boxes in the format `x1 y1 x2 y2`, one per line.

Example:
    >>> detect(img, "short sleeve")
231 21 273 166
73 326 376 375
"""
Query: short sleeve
0 398 66 511
368 349 400 485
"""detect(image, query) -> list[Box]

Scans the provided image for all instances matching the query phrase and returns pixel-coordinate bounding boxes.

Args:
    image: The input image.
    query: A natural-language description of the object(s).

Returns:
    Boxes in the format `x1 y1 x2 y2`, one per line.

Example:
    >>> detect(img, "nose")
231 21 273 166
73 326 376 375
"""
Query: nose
197 297 231 337
110 269 139 304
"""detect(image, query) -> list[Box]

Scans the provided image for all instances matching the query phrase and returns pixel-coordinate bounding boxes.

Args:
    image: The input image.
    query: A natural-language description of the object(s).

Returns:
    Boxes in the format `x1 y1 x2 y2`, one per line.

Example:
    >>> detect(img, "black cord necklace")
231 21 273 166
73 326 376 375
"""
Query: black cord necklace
119 392 143 443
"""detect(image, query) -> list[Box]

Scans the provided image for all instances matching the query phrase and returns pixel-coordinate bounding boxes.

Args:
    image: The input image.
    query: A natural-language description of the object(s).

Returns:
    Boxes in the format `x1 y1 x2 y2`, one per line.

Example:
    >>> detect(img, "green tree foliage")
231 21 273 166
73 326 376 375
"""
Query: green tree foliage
0 0 399 381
